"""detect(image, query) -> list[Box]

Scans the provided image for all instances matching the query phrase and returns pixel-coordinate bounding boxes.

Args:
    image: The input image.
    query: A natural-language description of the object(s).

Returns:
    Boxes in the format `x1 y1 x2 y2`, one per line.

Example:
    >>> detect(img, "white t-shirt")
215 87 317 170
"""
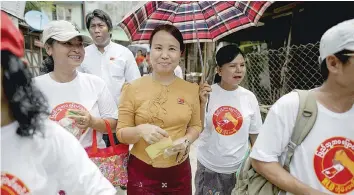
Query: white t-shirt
80 41 141 104
197 84 262 174
33 72 118 149
174 65 183 79
250 92 354 195
1 120 116 194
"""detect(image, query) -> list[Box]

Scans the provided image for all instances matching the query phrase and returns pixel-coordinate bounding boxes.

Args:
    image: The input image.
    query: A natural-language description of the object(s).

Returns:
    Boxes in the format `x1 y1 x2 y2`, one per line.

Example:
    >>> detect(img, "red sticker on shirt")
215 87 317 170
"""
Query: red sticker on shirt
212 106 243 136
314 137 354 194
1 172 30 195
177 98 184 104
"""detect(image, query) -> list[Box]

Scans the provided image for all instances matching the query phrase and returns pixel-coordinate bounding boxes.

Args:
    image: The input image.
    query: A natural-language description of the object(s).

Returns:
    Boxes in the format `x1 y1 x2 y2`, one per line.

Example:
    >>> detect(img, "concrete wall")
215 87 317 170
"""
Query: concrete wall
56 3 83 29
84 1 145 26
42 2 83 30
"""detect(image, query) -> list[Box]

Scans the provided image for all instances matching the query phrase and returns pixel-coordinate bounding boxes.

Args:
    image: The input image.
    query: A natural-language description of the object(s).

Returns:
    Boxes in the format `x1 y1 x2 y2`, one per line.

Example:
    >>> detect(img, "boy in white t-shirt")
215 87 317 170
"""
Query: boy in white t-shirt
196 45 263 195
250 19 354 195
0 11 116 194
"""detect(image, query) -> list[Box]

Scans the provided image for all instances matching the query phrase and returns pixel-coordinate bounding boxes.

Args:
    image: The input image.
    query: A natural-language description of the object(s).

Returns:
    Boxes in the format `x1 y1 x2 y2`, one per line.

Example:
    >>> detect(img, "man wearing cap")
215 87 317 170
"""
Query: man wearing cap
249 19 354 194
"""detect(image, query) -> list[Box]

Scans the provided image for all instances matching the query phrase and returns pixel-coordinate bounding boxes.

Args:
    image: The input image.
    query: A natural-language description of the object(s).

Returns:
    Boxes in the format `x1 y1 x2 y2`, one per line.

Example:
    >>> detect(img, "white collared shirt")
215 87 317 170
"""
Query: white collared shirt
80 41 141 104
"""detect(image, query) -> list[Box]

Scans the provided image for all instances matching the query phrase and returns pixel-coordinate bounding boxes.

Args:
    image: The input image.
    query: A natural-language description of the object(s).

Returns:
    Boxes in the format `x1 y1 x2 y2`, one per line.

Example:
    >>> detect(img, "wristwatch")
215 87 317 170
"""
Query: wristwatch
184 138 191 146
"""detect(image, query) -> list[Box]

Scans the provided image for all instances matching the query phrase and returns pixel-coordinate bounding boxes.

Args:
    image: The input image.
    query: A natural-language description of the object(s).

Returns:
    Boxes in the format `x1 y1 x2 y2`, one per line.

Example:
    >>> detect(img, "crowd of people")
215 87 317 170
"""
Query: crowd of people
1 7 353 195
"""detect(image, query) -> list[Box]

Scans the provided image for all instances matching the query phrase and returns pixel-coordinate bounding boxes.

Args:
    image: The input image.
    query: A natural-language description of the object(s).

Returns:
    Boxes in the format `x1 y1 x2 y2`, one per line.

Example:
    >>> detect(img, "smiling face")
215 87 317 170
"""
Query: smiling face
45 36 85 71
218 54 246 87
150 30 181 76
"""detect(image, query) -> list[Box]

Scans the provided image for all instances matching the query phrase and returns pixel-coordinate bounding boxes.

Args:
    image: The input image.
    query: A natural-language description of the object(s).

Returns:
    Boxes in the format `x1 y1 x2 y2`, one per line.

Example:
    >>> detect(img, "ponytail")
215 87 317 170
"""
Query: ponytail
41 56 54 73
213 73 221 83
40 38 55 74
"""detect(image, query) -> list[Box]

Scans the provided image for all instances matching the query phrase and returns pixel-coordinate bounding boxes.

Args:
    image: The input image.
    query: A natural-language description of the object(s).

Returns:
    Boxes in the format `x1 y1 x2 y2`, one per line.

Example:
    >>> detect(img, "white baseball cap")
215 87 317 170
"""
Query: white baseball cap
319 19 354 64
42 20 92 45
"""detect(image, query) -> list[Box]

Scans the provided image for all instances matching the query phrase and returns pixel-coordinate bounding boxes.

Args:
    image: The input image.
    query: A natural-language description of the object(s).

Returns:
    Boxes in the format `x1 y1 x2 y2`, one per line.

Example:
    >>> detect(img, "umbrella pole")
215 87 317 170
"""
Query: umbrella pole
192 4 211 113
192 6 205 83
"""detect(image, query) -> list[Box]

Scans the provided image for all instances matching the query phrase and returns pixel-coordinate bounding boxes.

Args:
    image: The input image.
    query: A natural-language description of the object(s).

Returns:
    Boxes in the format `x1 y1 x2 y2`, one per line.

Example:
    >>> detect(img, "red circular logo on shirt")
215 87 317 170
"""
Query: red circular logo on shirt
313 137 354 194
212 106 243 136
49 102 88 137
1 172 30 195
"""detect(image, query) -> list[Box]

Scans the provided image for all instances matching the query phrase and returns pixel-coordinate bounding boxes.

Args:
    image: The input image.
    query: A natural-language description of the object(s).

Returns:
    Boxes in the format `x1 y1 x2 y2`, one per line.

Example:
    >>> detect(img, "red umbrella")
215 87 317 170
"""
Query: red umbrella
119 1 273 44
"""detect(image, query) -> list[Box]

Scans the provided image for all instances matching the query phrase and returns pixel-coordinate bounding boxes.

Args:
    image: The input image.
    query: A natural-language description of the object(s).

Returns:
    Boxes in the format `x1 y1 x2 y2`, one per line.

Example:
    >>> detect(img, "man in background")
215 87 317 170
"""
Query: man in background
79 9 141 147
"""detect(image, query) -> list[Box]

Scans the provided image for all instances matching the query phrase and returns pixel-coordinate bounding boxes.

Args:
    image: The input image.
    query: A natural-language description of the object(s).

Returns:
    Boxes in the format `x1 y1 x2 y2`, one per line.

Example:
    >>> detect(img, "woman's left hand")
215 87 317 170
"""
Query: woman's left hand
67 109 92 130
199 82 212 106
164 137 191 163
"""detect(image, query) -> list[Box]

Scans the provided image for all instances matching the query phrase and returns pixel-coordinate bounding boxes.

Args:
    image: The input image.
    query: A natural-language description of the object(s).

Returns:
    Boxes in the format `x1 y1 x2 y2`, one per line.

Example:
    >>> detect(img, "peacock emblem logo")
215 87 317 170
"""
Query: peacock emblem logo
212 106 243 136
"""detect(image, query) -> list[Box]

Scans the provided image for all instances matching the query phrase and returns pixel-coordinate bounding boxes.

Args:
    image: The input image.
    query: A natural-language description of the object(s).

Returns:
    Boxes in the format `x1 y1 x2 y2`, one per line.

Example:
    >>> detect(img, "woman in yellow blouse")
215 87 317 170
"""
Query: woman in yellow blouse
116 24 202 195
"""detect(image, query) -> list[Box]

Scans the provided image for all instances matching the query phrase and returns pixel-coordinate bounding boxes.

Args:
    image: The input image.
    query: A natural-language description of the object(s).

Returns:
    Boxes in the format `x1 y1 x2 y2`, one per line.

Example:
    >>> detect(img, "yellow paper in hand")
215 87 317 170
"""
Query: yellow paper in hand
145 137 173 159
65 110 80 117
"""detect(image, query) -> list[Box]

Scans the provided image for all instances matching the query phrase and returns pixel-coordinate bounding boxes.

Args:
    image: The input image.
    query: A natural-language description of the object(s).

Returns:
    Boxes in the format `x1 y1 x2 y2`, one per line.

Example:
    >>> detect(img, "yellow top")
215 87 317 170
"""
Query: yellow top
117 76 202 168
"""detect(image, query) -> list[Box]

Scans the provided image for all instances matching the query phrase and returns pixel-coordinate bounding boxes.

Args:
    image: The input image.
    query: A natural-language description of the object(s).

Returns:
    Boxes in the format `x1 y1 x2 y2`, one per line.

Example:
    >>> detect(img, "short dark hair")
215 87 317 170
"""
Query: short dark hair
214 45 245 83
320 49 351 81
149 24 185 53
86 9 113 32
215 45 244 67
41 38 55 73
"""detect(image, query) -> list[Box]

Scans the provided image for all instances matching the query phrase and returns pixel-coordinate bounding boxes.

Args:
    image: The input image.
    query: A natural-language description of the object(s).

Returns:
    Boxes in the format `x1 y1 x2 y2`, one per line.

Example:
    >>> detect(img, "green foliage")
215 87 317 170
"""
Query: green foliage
25 1 55 13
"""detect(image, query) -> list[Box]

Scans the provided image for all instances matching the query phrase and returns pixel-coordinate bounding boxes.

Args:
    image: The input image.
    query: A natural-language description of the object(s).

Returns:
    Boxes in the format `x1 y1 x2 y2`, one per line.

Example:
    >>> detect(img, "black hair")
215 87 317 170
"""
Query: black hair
320 49 351 81
86 9 113 37
149 24 185 53
1 50 49 137
41 38 55 74
214 45 245 83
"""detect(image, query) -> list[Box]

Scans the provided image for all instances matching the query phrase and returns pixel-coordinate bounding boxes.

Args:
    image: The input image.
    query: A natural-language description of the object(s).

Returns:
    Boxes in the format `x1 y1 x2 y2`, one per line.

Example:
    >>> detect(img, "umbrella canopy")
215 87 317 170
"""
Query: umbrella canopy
119 1 273 44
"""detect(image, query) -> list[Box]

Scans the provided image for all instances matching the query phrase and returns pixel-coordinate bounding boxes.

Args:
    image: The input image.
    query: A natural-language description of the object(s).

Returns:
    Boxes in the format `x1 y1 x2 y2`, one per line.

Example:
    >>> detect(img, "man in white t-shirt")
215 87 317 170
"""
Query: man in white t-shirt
250 19 354 195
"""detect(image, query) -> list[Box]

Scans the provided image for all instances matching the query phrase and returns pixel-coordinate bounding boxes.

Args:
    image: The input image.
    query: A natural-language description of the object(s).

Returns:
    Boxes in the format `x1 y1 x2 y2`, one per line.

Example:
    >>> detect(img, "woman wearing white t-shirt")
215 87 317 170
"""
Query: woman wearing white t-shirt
0 11 116 194
34 20 118 149
195 45 263 195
